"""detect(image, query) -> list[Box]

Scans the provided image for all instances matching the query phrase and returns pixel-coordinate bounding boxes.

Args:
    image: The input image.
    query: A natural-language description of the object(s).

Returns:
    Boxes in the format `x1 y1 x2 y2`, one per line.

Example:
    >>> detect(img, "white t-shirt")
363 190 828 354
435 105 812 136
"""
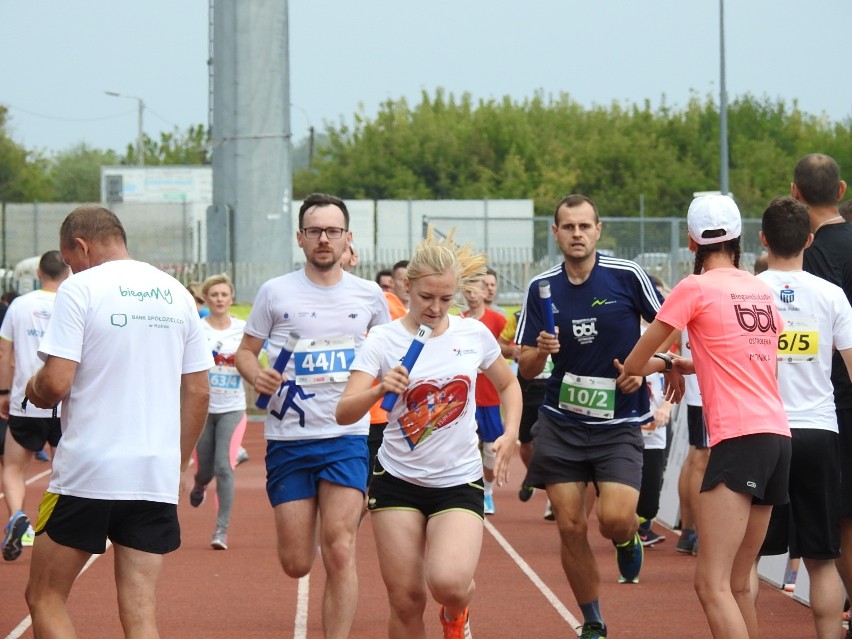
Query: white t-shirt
245 270 390 440
38 260 213 503
681 327 702 407
641 371 667 450
0 289 61 418
758 268 852 431
350 315 501 487
203 317 247 414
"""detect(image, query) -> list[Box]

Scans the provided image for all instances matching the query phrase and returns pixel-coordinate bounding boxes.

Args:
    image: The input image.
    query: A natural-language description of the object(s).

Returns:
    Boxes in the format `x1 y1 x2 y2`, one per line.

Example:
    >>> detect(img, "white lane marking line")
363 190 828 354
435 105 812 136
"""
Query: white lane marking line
4 541 112 639
294 574 310 639
0 469 52 501
484 519 582 634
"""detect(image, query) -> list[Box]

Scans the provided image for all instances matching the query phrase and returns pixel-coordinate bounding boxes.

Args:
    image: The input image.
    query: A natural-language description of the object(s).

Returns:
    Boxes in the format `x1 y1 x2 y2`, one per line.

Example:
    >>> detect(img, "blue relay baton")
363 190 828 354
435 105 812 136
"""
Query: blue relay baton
539 280 556 335
380 324 433 411
255 331 301 409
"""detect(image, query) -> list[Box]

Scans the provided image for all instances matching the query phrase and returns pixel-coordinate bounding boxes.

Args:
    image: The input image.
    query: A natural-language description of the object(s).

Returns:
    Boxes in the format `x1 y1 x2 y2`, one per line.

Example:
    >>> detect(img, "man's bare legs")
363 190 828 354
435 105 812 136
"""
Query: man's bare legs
27 533 166 639
803 558 844 639
548 481 639 605
677 445 709 551
273 481 364 639
26 533 91 638
2 432 37 517
113 543 165 639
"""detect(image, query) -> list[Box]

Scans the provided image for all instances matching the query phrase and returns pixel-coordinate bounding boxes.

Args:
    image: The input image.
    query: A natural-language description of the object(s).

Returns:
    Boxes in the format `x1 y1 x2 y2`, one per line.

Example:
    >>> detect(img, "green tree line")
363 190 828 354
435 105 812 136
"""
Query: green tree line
294 89 852 218
0 105 210 203
3 91 850 218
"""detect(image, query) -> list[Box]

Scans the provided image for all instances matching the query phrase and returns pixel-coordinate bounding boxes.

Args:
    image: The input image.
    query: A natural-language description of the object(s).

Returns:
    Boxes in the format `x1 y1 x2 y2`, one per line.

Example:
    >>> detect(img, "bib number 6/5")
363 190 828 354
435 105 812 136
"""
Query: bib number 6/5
777 318 819 363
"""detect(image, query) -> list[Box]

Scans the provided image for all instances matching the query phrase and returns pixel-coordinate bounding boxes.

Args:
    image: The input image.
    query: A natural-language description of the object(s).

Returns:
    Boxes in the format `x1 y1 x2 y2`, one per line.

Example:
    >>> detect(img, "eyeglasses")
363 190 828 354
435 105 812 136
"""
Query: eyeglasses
301 226 346 240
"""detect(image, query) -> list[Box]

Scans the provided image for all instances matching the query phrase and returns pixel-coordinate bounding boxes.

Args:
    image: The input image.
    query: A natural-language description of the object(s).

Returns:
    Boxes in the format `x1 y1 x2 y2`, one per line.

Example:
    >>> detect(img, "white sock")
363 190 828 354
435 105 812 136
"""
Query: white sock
484 479 493 497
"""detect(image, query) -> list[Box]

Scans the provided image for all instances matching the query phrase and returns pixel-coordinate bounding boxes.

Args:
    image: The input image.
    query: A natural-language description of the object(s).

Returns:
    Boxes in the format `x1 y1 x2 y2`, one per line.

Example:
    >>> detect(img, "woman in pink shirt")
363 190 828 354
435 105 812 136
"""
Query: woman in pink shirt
623 194 790 639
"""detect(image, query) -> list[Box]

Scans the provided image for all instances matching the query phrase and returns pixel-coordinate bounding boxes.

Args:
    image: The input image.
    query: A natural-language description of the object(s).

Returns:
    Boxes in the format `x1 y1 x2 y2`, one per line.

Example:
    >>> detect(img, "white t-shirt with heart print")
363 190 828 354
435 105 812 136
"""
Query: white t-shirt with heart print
350 315 501 487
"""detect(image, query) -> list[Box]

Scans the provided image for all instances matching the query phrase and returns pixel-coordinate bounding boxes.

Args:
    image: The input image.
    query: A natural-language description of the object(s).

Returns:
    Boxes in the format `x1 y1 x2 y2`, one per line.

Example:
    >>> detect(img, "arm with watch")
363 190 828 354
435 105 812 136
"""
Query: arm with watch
622 319 691 403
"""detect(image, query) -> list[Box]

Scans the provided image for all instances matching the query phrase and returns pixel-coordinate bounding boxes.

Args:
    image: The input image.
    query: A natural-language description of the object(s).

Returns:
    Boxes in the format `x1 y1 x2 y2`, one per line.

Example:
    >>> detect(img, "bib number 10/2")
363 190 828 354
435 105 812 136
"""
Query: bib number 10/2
559 373 616 419
564 386 609 408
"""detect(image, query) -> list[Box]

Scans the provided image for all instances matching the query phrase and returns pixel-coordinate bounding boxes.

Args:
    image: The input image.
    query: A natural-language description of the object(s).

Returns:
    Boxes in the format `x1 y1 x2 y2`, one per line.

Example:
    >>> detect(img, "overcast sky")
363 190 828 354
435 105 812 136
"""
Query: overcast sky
2 1 850 155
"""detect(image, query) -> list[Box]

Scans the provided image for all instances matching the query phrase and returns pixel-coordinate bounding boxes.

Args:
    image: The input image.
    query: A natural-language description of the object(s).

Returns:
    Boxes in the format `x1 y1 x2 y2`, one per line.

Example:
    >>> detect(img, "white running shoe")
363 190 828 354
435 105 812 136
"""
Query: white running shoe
483 494 495 515
21 525 35 547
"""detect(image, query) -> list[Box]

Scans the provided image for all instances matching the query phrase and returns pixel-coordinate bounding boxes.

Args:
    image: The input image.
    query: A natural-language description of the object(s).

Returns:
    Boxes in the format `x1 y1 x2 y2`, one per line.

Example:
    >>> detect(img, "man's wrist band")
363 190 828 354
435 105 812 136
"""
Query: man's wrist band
0 389 10 395
653 352 673 372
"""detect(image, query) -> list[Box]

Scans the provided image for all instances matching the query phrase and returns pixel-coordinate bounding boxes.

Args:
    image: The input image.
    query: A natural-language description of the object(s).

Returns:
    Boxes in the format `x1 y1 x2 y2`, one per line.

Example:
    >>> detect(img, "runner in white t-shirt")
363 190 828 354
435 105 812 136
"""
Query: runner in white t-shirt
675 327 708 555
188 273 248 551
755 196 852 639
23 206 212 636
337 230 521 639
637 287 673 548
235 193 390 639
0 251 69 561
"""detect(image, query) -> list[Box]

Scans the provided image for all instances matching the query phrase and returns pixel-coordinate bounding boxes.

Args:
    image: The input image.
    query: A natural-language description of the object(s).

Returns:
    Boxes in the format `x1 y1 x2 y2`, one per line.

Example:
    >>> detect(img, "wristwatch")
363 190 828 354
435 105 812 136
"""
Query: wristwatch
653 352 673 372
0 389 9 395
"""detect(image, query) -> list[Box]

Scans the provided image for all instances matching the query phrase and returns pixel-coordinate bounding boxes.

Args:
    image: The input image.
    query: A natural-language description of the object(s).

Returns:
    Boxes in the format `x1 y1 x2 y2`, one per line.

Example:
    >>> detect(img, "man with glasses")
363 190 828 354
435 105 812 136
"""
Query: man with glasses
236 192 390 639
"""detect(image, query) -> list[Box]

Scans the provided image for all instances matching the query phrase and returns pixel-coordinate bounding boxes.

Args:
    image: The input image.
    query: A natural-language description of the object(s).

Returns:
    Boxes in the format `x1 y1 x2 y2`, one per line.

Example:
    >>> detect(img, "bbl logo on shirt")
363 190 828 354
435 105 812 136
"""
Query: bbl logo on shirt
734 304 777 333
780 287 794 304
572 318 598 345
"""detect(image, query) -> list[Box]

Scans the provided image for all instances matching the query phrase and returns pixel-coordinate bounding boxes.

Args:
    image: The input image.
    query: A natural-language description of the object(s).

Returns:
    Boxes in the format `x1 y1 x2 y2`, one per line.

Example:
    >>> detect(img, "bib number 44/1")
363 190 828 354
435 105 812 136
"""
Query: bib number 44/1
559 372 616 419
293 335 356 385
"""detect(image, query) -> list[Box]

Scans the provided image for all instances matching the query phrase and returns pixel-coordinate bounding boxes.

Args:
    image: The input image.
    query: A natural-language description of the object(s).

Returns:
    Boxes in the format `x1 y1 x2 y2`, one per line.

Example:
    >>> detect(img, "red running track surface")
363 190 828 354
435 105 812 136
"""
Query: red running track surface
0 423 817 638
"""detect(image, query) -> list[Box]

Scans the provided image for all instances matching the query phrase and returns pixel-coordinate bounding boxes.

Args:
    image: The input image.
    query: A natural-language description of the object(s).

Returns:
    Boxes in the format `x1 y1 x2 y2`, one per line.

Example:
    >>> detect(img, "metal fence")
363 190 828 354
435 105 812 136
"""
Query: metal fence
1 201 200 267
1 202 763 304
166 217 763 305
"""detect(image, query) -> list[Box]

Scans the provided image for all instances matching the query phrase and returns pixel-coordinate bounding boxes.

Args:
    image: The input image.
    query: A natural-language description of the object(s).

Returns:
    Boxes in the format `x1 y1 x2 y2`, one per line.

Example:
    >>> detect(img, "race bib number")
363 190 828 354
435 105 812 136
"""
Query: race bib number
209 366 243 393
558 372 616 419
777 318 818 363
536 355 555 380
293 336 355 385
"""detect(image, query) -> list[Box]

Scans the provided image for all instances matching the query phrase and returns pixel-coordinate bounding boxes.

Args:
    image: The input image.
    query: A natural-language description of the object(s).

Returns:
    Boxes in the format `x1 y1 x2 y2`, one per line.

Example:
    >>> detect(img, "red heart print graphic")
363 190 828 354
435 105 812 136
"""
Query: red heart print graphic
396 376 471 449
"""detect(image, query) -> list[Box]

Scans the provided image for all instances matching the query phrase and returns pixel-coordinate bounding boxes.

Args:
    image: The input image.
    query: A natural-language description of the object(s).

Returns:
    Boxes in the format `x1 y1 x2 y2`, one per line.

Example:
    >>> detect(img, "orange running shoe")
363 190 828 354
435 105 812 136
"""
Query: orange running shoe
439 606 472 639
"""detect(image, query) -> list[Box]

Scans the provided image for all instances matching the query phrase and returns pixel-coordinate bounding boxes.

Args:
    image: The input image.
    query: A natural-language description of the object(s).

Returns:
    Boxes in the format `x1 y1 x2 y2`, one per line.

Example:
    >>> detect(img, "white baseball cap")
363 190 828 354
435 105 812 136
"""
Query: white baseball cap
687 194 742 245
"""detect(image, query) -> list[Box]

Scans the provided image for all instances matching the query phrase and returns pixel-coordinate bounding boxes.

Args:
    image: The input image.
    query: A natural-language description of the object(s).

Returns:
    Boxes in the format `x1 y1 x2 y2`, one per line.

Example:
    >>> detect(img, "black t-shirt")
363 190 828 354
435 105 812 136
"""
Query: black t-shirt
803 221 852 408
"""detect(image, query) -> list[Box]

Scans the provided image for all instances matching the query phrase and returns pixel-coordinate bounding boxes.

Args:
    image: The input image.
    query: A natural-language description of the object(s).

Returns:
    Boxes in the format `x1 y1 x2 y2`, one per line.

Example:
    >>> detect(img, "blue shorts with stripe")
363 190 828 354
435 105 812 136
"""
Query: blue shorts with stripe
266 436 368 507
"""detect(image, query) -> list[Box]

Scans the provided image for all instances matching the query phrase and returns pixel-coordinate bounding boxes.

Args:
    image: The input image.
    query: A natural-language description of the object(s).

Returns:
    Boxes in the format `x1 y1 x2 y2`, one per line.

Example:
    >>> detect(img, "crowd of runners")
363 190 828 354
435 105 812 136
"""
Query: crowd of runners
1 153 851 639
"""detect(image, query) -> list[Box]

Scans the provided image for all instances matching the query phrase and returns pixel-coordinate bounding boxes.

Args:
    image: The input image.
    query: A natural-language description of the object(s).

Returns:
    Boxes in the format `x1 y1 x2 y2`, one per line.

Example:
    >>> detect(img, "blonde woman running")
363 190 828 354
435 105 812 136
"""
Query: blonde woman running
337 231 521 639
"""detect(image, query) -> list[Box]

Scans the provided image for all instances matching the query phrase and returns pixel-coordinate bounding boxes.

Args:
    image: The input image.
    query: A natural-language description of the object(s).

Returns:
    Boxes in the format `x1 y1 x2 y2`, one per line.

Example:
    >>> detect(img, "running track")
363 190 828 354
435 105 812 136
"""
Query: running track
1 422 816 638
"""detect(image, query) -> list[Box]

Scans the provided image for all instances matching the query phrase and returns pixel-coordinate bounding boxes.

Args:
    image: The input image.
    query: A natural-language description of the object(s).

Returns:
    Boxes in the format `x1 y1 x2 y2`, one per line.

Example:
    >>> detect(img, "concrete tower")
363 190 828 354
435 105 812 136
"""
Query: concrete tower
208 0 293 301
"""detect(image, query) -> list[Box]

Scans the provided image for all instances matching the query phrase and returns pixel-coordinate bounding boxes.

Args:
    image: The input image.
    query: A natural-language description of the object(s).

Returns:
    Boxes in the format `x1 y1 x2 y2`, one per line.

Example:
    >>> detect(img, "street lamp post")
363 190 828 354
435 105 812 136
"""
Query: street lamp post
290 103 314 167
105 91 145 166
719 0 729 195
